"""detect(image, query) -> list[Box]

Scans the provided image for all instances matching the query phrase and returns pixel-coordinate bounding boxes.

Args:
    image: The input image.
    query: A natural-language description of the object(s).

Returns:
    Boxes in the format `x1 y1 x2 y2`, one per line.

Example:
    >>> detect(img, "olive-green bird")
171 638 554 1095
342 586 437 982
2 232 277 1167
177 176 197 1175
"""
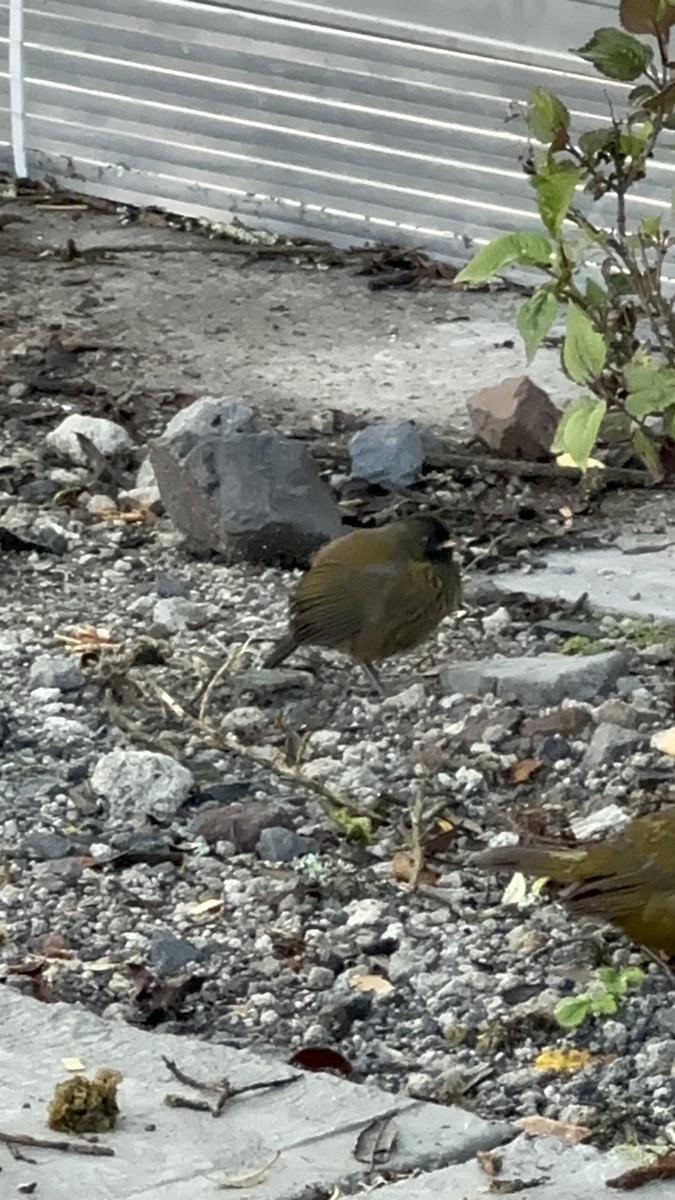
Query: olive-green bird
264 515 461 690
475 809 675 957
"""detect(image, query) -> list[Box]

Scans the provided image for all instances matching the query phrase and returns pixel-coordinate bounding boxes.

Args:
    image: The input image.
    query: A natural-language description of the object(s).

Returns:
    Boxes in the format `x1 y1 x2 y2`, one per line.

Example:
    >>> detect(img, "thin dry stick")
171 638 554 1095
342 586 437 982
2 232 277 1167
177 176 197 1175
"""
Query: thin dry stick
0 1130 114 1157
408 782 426 891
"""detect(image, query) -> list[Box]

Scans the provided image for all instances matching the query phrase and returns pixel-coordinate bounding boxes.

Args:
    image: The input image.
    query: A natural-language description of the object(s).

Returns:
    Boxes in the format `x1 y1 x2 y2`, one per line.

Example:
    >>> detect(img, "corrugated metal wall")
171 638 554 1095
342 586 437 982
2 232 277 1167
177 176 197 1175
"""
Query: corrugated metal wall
0 1 673 260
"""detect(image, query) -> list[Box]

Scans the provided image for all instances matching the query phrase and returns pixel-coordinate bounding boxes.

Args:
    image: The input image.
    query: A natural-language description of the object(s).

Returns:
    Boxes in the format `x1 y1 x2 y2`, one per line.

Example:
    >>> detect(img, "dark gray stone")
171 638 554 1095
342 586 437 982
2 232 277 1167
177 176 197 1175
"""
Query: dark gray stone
439 651 627 706
155 575 190 599
29 654 83 692
349 420 424 486
150 931 202 978
191 780 252 807
22 832 76 860
582 722 643 770
256 826 319 862
233 668 313 696
150 397 342 566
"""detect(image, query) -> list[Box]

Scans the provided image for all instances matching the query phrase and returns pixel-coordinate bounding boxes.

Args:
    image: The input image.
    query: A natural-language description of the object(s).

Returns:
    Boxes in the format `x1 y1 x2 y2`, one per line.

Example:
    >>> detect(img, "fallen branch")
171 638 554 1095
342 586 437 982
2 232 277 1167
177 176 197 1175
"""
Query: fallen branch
162 1055 298 1118
0 1130 114 1157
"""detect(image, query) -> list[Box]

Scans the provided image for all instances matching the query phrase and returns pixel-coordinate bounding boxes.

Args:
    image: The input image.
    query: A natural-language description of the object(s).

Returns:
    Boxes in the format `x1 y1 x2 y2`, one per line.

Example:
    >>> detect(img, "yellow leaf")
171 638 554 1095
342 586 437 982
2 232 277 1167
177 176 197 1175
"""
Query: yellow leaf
534 1047 592 1073
556 452 605 470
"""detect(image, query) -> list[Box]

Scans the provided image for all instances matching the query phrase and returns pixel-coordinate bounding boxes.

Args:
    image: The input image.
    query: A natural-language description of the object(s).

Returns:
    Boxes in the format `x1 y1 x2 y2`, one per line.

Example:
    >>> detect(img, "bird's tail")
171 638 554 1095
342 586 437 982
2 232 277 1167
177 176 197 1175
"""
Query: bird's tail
474 845 586 884
263 635 297 669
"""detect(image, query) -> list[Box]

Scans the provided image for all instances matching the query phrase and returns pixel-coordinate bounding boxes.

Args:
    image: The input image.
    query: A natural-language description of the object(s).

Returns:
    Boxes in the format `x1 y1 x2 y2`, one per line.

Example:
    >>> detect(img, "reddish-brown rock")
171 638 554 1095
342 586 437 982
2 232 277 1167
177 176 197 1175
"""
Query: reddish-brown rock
467 375 559 459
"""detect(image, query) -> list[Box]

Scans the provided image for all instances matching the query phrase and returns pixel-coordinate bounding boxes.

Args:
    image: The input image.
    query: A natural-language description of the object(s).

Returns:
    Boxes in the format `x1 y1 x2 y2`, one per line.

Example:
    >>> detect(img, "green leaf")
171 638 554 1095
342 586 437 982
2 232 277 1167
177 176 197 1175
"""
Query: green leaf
575 27 653 80
553 394 607 469
606 271 634 297
590 992 618 1017
528 87 570 148
563 304 607 383
533 162 584 237
640 214 662 238
629 83 658 107
455 232 553 283
330 807 372 842
632 427 664 478
517 288 558 362
579 128 616 159
585 279 608 314
554 997 592 1029
625 361 675 415
620 966 646 987
596 966 620 989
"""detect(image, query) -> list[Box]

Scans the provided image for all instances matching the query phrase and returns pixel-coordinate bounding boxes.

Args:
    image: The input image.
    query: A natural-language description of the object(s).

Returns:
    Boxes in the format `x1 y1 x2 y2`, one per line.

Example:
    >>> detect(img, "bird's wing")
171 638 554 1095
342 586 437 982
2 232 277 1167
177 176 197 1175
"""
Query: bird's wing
290 560 399 647
360 560 449 654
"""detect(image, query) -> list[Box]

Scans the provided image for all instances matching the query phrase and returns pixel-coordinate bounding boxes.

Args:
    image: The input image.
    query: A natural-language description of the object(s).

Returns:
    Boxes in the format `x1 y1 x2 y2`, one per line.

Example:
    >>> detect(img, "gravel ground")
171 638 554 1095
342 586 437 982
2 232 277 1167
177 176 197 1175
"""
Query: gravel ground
2 190 675 1154
3 495 675 1150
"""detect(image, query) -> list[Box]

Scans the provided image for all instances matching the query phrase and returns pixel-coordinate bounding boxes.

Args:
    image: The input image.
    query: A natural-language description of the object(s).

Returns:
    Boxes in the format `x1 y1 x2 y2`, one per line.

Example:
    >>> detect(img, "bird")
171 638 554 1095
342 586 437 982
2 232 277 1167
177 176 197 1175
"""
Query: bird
263 514 462 690
474 809 675 957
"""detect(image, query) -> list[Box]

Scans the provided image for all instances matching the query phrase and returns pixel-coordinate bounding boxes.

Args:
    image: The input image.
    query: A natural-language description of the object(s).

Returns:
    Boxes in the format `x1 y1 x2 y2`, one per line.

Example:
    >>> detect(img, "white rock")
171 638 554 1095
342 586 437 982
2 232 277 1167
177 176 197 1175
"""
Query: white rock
482 606 511 636
91 748 193 819
46 414 133 465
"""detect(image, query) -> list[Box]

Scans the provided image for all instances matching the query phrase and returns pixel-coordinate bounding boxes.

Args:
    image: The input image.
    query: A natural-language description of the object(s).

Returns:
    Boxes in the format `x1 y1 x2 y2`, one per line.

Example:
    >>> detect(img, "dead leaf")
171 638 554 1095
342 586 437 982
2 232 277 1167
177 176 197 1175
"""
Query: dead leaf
187 898 224 919
477 1149 502 1177
56 625 122 656
40 932 73 959
289 1047 353 1078
505 758 545 785
127 963 205 1029
353 1115 398 1167
606 1155 675 1190
95 507 156 526
391 851 440 887
500 872 528 907
216 1151 280 1189
348 974 394 996
515 1115 590 1143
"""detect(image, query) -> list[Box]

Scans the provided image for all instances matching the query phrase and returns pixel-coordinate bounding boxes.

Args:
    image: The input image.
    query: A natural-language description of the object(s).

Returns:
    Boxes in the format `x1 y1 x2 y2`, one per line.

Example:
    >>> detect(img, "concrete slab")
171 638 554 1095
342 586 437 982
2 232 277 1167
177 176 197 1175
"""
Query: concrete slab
493 544 675 621
371 1131 674 1199
0 988 510 1199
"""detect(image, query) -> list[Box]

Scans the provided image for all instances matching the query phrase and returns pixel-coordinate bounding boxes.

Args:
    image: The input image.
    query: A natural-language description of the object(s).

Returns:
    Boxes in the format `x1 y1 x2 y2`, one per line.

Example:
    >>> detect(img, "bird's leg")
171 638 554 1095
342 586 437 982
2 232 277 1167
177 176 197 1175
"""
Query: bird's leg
358 660 384 696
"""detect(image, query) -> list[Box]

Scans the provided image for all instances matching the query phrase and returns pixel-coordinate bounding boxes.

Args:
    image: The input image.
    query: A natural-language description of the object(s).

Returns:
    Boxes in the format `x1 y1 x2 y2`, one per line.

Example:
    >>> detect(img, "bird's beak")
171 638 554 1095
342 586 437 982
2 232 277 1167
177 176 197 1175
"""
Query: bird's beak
439 539 456 551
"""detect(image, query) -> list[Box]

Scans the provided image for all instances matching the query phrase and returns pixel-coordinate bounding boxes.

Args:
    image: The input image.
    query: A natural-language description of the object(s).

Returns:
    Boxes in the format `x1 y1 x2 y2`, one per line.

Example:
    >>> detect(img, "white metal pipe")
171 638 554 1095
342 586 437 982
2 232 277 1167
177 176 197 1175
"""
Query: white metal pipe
9 0 27 178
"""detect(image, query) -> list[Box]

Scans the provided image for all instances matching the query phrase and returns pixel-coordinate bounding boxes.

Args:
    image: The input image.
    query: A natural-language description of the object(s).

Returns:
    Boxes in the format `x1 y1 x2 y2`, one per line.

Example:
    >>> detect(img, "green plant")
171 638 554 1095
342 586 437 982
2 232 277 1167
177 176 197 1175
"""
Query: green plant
560 634 608 655
555 965 646 1028
455 0 675 476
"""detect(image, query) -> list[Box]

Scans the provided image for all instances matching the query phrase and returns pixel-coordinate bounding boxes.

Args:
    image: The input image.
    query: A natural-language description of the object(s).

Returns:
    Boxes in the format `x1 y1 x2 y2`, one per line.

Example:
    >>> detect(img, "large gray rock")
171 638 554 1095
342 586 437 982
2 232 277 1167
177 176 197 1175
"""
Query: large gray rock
29 654 83 692
440 651 627 706
46 414 133 465
150 397 342 565
467 375 559 459
582 722 642 769
349 420 425 486
90 749 193 819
